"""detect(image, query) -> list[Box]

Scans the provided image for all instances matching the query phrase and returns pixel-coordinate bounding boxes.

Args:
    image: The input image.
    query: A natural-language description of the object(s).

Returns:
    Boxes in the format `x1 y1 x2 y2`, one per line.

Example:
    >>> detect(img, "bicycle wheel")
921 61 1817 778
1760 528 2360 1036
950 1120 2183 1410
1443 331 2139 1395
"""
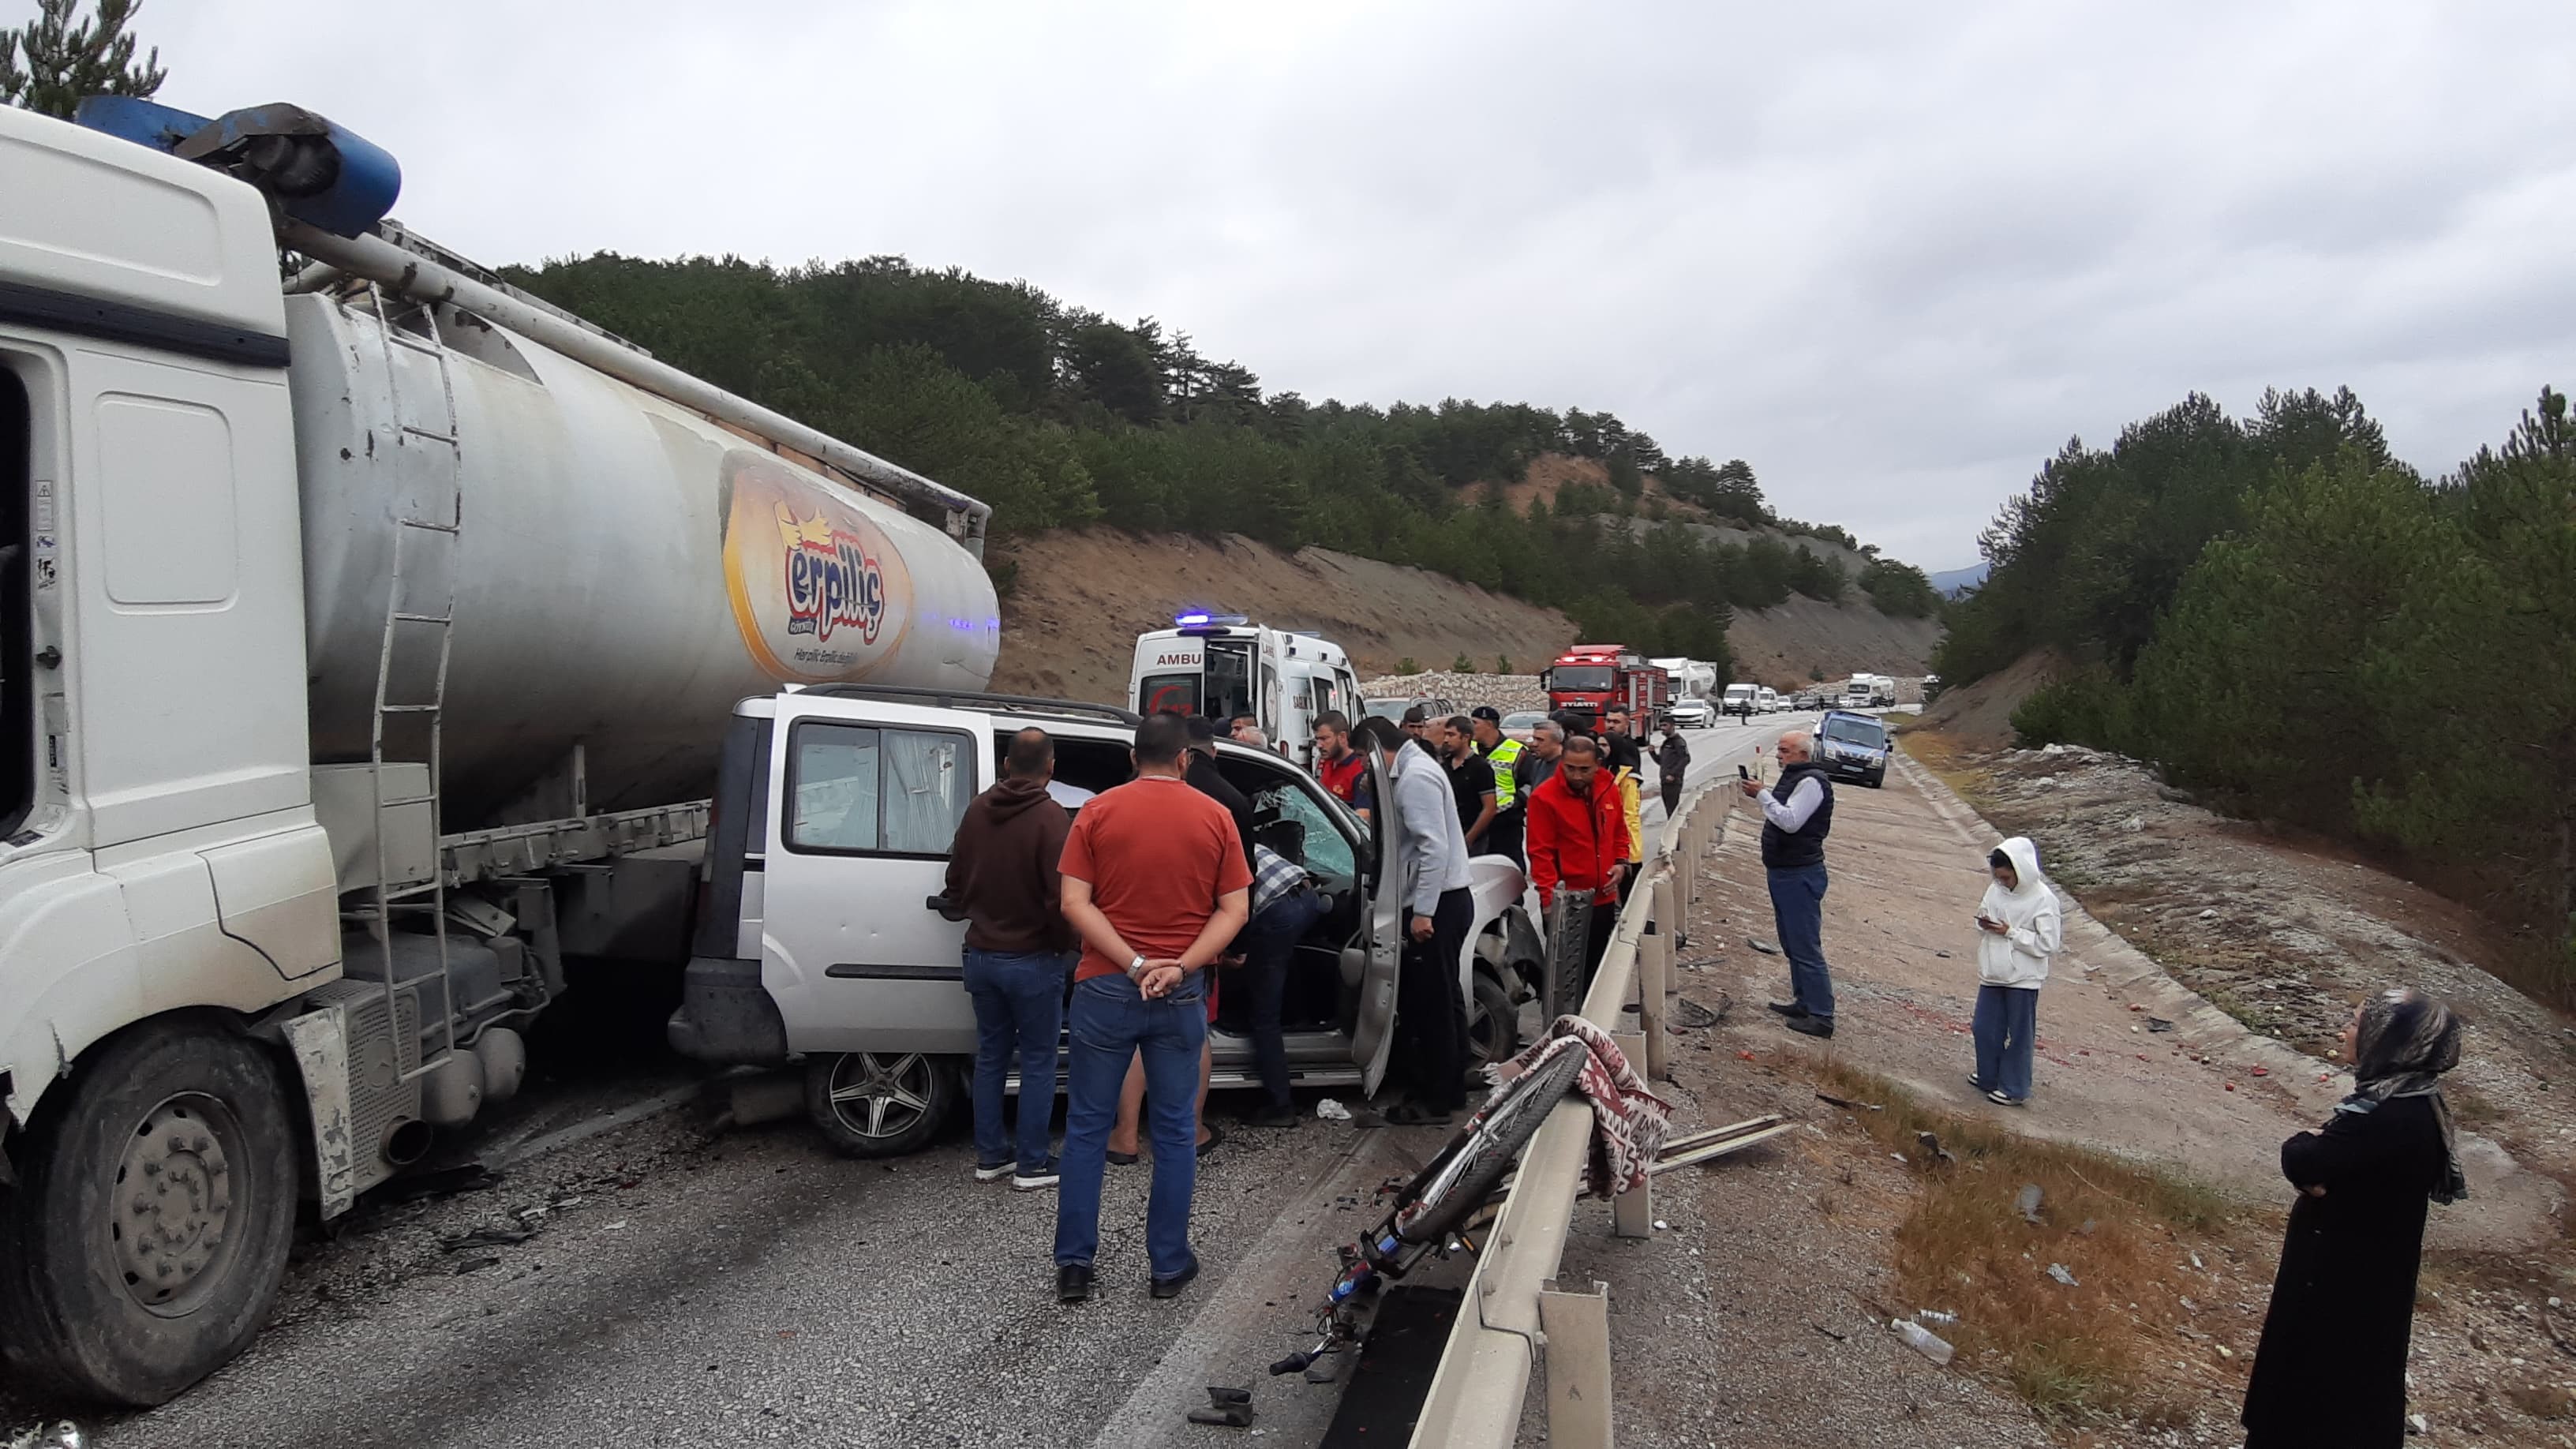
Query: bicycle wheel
1395 1043 1587 1245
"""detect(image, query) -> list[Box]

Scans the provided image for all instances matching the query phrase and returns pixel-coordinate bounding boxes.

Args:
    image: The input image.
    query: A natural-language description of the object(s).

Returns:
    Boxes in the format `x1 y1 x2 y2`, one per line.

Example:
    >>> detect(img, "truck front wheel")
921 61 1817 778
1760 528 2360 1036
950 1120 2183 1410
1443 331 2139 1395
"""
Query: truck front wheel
0 1017 300 1406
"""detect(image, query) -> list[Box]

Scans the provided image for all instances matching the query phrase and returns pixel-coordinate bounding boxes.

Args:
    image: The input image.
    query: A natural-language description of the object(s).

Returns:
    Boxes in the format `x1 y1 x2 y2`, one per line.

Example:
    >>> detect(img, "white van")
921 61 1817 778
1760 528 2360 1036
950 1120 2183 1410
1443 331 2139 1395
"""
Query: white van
1132 615 1363 766
1722 683 1761 722
1757 687 1780 713
668 687 1546 1156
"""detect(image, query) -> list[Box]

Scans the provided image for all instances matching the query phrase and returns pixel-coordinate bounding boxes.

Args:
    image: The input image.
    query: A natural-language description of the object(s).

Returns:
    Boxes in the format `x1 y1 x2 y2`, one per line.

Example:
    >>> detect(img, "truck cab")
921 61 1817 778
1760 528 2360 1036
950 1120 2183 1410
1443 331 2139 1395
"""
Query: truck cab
669 686 1544 1156
1129 615 1361 767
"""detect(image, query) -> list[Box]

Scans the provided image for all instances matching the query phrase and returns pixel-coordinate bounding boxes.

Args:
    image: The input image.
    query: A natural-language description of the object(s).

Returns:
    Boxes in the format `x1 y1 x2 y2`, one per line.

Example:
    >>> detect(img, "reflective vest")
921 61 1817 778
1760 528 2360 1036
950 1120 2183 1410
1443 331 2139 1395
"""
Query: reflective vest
1481 737 1526 811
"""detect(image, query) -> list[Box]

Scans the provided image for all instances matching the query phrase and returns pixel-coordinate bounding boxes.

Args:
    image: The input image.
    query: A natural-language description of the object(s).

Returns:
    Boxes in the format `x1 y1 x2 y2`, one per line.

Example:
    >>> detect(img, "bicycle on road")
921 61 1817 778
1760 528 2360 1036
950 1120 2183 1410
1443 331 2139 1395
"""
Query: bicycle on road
1268 1043 1588 1376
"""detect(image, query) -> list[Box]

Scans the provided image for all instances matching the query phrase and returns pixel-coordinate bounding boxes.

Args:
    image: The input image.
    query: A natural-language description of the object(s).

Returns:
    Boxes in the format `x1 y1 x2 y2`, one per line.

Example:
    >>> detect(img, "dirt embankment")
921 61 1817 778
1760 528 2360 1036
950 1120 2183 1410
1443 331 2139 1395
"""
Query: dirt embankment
1729 597 1941 689
987 530 1578 704
1912 647 2074 745
990 527 1945 706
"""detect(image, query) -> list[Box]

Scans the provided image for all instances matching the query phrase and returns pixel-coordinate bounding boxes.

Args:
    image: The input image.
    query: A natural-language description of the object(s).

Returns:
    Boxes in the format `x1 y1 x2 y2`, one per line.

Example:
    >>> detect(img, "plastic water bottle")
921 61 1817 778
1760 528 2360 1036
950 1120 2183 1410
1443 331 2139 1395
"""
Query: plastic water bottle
1891 1318 1955 1365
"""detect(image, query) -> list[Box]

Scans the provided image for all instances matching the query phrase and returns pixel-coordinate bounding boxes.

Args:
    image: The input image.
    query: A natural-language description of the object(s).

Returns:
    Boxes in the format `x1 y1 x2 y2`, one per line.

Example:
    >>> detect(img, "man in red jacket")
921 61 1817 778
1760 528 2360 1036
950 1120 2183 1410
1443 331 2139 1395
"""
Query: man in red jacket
1523 736 1631 986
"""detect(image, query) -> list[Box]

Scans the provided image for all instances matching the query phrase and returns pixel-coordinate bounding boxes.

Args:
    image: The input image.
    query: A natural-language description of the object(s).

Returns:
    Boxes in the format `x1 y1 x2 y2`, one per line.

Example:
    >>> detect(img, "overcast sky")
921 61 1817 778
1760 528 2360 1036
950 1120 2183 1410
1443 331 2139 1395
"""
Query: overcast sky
109 0 2576 567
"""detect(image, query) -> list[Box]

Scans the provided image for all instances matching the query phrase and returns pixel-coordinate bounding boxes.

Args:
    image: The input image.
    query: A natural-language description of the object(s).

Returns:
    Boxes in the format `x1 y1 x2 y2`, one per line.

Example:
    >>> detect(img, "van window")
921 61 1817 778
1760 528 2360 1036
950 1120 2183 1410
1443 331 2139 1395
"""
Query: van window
785 721 972 856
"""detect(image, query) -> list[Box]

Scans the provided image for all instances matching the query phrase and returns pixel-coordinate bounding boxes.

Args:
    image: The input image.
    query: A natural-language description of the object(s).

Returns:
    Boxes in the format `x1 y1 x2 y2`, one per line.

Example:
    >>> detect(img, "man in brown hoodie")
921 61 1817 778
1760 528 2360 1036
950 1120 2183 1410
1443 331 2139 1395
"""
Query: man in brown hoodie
945 728 1076 1190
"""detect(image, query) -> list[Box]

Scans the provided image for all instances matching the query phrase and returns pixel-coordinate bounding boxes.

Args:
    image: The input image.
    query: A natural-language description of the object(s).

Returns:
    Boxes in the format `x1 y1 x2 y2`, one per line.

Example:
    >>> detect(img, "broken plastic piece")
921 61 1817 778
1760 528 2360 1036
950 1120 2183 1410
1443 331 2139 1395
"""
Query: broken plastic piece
1188 1385 1256 1428
1315 1098 1353 1121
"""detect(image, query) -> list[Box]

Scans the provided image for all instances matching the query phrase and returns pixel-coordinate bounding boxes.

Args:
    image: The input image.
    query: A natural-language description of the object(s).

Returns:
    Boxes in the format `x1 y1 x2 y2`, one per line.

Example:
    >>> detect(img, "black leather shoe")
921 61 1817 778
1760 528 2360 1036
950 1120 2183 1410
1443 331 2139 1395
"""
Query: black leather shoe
1784 1013 1835 1039
1056 1264 1094 1303
1766 1001 1807 1017
1150 1256 1201 1300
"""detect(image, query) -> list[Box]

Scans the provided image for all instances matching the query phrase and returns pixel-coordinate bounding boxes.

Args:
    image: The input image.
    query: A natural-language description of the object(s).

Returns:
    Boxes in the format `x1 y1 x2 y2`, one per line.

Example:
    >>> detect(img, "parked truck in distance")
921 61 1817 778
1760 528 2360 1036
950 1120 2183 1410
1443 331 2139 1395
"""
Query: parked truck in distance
0 96 1000 1405
1542 644 1668 734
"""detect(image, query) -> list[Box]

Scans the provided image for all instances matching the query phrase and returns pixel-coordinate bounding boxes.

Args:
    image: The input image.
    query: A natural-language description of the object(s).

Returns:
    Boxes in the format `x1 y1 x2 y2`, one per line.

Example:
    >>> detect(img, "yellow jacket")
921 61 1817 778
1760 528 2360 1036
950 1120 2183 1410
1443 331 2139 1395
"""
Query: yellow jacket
1613 767 1643 863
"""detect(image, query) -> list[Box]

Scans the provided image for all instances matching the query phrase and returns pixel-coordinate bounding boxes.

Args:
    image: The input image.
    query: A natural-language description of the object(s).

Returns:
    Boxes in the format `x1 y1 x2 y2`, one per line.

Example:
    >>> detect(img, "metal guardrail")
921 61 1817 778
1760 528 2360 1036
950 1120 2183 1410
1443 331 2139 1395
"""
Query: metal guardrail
1408 781 1736 1447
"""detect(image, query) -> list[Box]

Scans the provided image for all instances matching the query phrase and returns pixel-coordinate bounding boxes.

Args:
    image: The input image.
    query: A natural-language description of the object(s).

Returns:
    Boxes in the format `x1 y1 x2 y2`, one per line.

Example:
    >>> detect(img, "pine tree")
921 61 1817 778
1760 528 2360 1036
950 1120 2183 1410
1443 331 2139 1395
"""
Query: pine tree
2 0 166 118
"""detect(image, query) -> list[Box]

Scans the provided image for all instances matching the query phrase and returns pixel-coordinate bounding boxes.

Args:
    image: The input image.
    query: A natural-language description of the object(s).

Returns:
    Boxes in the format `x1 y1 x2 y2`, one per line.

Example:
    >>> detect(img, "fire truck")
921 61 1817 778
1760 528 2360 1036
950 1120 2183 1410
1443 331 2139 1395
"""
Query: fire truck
1541 644 1670 733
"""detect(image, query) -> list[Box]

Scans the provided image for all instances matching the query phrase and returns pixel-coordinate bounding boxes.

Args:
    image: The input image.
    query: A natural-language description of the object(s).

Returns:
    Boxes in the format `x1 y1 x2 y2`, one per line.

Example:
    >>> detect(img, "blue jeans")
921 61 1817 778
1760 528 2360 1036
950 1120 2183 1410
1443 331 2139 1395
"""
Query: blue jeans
1054 972 1207 1279
1972 983 2039 1100
1233 886 1327 1111
963 947 1073 1174
1766 864 1833 1021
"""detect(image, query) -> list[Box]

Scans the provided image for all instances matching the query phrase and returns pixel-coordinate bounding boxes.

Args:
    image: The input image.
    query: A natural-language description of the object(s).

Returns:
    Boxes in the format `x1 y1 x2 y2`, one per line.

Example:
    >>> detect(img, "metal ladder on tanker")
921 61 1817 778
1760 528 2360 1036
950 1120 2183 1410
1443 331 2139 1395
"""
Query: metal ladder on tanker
365 286 463 1084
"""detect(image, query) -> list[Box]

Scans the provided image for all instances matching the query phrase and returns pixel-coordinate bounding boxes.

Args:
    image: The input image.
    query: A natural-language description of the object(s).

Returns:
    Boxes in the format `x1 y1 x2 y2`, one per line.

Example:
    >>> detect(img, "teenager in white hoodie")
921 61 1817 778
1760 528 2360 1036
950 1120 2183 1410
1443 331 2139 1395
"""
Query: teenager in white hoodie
1968 837 2061 1105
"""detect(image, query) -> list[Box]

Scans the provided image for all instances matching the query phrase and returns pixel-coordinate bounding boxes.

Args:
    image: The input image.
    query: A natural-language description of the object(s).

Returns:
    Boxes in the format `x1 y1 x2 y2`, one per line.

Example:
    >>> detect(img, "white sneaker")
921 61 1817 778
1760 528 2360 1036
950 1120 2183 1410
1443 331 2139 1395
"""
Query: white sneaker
974 1161 1013 1182
1013 1165 1061 1191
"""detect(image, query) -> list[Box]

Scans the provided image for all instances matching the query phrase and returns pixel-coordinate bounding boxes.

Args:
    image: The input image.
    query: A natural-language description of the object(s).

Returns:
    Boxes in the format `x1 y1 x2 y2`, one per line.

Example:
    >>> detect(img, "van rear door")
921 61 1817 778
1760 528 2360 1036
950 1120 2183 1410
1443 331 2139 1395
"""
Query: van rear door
758 693 989 1054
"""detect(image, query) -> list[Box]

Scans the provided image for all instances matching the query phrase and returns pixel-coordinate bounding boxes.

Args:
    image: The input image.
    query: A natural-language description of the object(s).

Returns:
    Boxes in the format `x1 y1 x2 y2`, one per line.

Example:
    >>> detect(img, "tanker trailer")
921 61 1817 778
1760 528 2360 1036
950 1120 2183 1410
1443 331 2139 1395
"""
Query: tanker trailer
0 95 995 1405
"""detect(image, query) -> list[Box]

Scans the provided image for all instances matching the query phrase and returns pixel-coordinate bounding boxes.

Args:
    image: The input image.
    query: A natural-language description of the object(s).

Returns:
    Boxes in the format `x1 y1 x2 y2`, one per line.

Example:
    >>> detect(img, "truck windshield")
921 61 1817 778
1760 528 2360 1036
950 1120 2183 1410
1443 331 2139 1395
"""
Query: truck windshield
1552 666 1615 691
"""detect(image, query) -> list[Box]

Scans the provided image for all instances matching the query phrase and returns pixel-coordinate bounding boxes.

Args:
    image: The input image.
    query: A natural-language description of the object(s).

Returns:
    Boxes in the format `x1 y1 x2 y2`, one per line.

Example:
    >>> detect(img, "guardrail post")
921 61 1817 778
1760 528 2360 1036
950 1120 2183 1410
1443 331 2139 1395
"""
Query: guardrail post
1610 1029 1653 1240
1537 1279 1616 1449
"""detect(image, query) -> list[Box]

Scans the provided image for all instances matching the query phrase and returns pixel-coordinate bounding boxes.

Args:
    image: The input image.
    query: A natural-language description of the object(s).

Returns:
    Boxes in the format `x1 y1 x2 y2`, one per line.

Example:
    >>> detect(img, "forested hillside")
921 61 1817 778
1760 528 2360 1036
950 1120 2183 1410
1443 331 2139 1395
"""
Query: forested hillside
503 254 1940 673
1935 386 2576 996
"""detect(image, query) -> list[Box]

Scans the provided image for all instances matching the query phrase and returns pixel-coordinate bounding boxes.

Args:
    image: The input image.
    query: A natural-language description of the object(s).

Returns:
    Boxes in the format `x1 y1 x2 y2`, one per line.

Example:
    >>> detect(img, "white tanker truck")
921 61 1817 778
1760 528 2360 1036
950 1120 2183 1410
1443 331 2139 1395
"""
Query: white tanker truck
0 98 999 1403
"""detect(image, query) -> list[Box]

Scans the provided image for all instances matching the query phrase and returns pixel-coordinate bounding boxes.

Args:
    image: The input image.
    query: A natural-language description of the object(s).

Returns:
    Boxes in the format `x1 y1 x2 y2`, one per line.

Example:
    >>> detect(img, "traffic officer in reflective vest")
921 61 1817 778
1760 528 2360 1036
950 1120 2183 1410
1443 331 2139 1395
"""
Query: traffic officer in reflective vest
1469 706 1526 871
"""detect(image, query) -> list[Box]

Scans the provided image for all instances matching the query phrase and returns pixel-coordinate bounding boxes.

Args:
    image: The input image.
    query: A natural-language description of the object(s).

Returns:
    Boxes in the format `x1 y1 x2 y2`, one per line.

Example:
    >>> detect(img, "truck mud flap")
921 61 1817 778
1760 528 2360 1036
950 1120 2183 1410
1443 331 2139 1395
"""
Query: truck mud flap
279 1003 357 1218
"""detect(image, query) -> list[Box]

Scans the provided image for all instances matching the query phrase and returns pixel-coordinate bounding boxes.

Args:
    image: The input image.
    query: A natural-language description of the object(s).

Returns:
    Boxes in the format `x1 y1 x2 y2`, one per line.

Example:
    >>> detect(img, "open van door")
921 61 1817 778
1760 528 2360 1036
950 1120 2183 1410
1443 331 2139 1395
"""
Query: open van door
1346 745 1406 1096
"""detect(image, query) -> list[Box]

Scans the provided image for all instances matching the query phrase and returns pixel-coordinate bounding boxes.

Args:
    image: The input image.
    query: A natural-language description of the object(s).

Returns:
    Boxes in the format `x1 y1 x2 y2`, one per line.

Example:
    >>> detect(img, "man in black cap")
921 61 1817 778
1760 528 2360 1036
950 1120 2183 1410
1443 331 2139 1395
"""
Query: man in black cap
1469 706 1526 869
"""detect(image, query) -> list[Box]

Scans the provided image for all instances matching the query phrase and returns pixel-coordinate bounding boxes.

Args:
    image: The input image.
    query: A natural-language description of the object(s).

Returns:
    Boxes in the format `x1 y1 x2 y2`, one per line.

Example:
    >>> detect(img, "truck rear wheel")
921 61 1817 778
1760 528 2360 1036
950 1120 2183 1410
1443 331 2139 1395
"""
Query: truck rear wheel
0 1017 299 1406
803 1051 957 1158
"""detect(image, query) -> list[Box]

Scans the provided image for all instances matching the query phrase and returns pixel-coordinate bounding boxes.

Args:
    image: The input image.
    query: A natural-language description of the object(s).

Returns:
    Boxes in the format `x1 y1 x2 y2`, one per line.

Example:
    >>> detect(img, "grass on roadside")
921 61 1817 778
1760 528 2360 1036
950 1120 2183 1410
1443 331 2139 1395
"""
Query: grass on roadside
1794 1054 2264 1432
1896 728 2005 814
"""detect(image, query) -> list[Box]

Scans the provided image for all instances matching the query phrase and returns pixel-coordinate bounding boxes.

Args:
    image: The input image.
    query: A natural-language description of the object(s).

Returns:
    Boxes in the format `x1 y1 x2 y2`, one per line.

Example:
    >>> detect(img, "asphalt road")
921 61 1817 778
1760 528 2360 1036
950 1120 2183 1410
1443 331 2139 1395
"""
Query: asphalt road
16 717 1837 1449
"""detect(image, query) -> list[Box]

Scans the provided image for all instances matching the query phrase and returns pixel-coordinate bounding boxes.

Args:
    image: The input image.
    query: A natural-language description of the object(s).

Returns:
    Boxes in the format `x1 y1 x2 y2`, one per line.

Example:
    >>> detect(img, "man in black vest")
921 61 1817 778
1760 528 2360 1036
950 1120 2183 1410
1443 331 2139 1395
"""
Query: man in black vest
1737 729 1837 1039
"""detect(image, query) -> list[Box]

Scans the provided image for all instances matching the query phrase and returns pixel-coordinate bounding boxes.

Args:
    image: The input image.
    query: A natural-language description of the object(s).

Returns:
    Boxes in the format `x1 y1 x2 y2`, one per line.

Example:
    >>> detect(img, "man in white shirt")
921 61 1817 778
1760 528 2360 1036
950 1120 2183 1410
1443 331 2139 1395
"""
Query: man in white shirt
1357 715 1474 1124
1737 730 1837 1039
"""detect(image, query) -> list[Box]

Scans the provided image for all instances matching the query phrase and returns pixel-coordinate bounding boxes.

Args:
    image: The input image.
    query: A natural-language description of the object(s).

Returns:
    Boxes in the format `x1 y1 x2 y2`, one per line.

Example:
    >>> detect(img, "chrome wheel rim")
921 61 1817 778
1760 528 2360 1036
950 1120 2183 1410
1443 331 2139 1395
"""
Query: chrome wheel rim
111 1092 248 1316
825 1053 936 1140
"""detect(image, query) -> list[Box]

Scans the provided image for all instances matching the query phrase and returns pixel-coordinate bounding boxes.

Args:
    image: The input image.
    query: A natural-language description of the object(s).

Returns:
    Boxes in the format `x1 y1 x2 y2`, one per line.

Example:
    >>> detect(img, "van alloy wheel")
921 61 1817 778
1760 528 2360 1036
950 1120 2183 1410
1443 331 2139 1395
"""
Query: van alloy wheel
803 1051 957 1158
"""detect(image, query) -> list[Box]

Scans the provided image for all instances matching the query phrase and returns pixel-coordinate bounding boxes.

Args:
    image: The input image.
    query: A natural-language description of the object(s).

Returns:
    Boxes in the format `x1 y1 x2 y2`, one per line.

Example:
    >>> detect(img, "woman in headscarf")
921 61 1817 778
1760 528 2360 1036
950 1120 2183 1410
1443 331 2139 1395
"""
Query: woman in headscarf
1968 837 2058 1106
2243 987 2469 1448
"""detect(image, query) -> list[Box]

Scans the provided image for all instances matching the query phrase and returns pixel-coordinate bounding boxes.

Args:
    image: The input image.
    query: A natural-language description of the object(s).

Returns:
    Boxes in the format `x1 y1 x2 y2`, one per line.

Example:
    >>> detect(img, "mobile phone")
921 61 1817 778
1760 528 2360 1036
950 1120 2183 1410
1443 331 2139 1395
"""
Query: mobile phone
1738 765 1750 781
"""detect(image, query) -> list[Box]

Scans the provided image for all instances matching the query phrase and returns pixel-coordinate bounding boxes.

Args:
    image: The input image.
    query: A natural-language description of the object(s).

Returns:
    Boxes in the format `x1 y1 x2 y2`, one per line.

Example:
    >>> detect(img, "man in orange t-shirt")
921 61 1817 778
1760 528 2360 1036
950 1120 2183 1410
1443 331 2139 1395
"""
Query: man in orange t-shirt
1051 712 1251 1305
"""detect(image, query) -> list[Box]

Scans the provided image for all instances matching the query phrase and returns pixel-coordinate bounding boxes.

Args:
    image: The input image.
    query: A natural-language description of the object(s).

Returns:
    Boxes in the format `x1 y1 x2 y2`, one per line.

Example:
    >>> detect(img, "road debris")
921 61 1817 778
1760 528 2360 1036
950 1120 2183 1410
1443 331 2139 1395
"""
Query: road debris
1811 1322 1848 1342
1816 1091 1882 1112
2015 1183 2044 1224
1916 1309 1959 1326
1672 994 1730 1028
1747 937 1781 956
2045 1263 2079 1287
2145 1016 2176 1032
441 1226 535 1251
2 1421 81 1449
1186 1385 1256 1428
1914 1130 1956 1164
1315 1098 1353 1121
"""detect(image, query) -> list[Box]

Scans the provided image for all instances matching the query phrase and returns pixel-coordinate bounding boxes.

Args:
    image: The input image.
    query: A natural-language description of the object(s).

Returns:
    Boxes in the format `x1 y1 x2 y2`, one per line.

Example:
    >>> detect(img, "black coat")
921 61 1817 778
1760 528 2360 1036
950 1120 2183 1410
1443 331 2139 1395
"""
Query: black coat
2242 1094 2451 1448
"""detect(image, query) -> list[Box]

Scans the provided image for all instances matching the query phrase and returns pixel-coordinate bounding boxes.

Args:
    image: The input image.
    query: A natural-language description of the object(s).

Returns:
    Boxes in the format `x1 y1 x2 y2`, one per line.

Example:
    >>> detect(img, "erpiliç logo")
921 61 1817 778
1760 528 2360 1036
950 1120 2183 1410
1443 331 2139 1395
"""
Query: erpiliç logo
777 507 886 646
